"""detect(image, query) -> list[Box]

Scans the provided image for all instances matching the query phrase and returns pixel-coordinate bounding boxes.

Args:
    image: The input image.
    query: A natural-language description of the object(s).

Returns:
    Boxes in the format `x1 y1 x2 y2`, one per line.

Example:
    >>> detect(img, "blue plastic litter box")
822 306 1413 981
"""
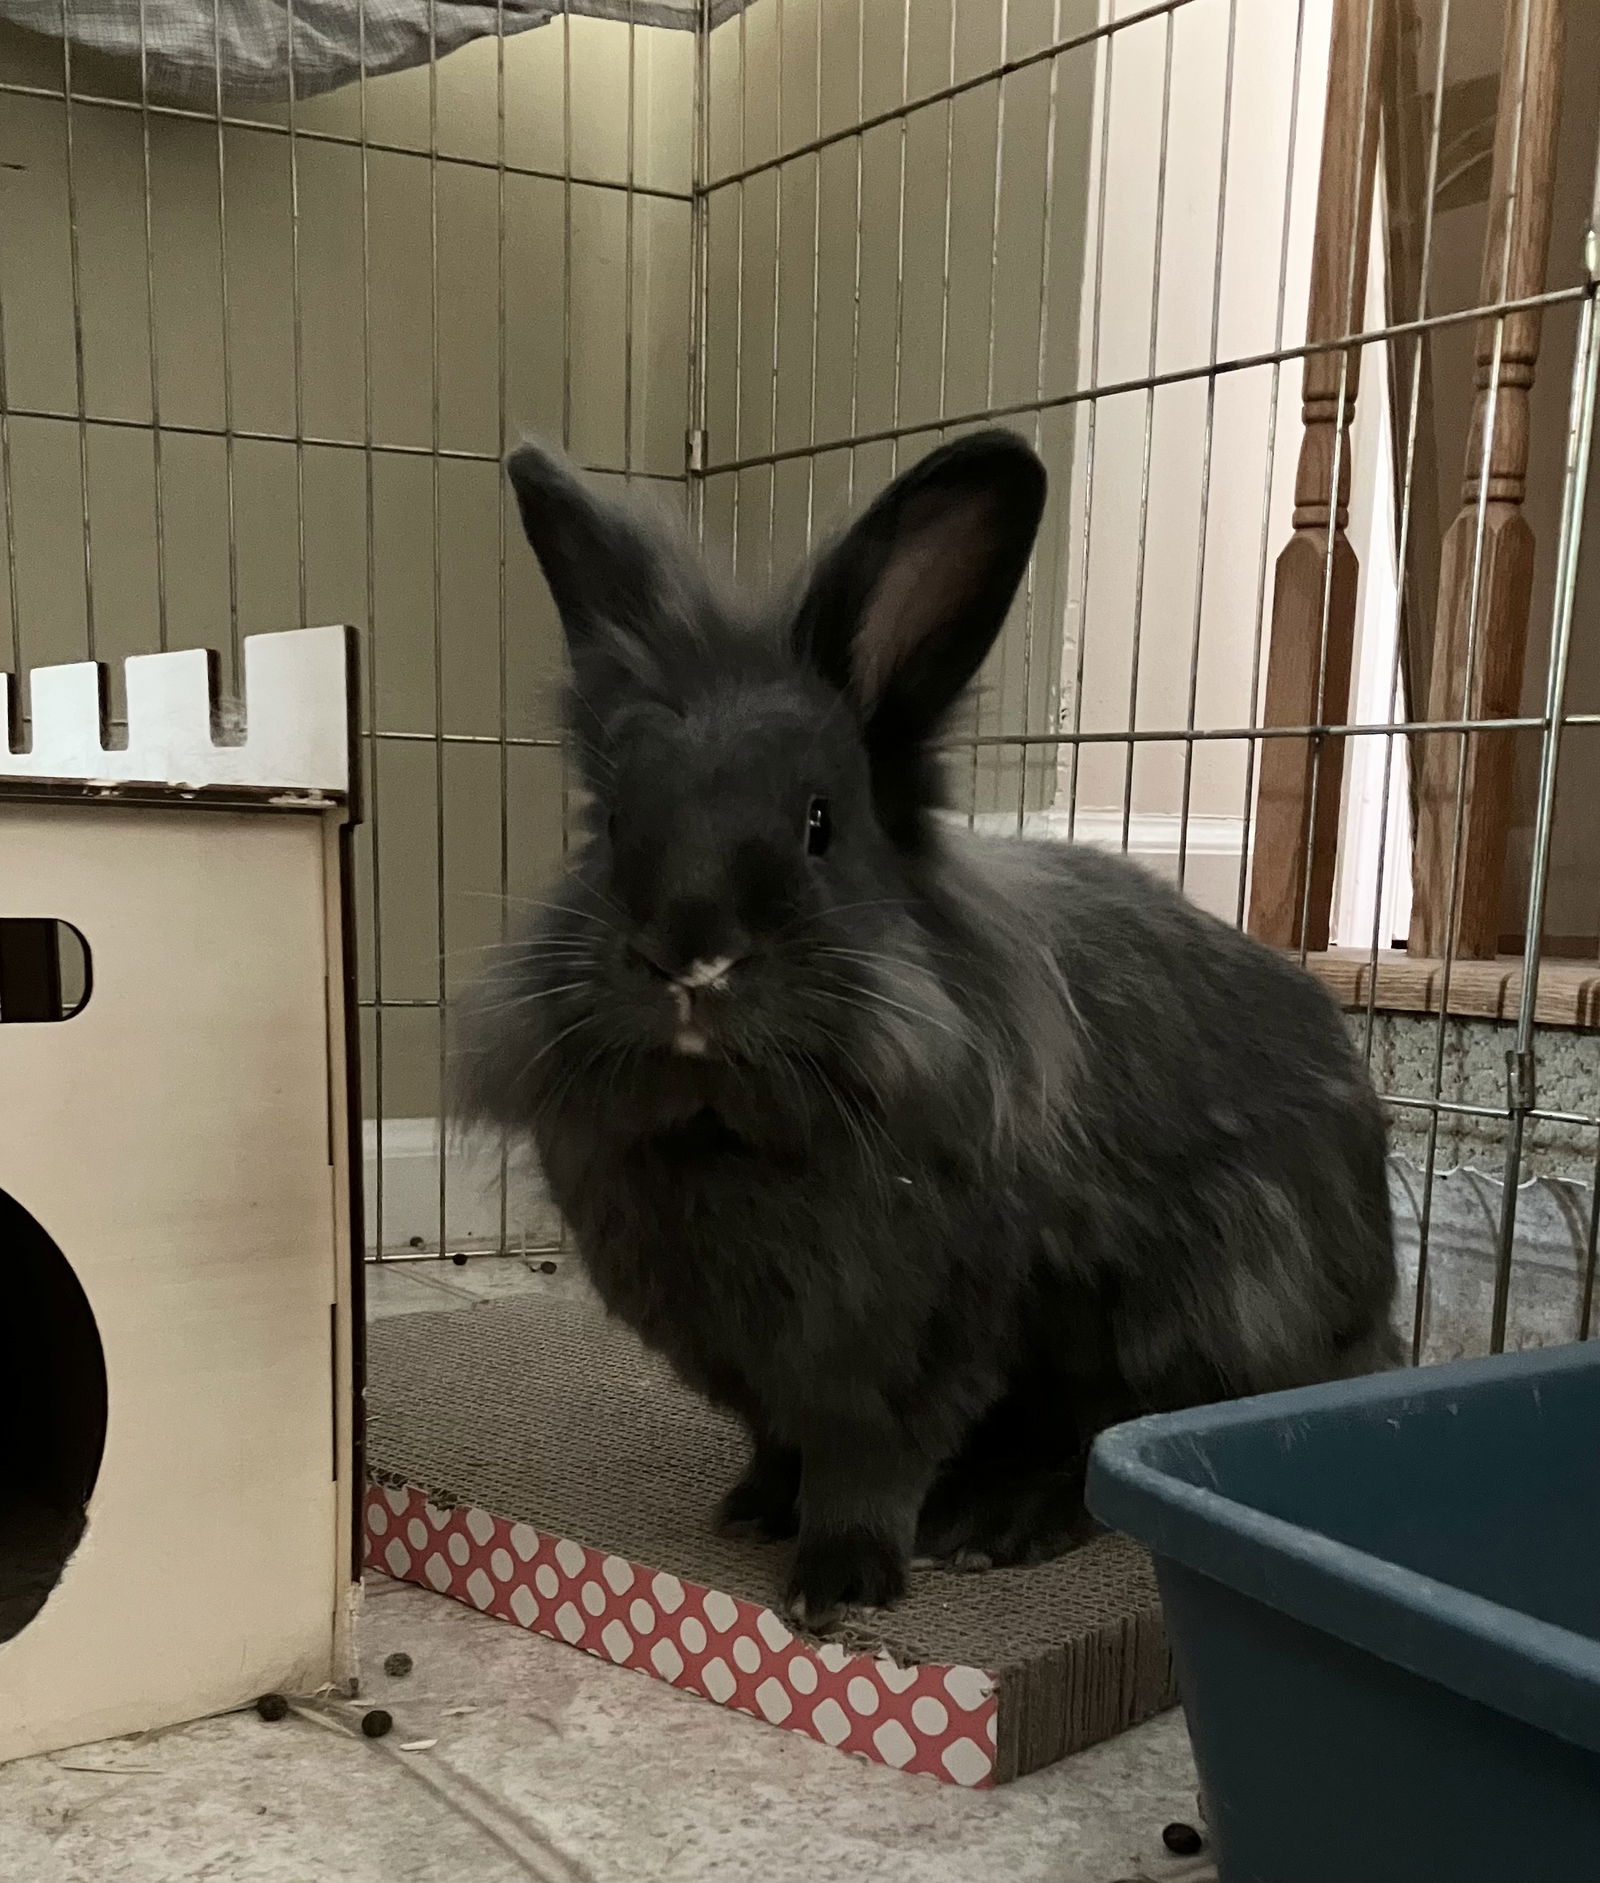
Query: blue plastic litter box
1087 1340 1600 1883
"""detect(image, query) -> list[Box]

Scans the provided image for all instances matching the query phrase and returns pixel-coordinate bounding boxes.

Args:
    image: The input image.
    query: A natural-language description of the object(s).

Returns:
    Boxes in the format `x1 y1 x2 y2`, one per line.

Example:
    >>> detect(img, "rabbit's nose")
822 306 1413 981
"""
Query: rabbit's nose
630 900 750 983
629 938 749 988
673 955 741 993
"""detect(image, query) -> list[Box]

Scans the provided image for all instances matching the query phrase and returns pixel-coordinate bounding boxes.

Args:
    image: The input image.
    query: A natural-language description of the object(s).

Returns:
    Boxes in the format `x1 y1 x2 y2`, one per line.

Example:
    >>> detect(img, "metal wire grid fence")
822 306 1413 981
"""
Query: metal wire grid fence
0 0 692 1264
0 0 1596 1361
687 0 1600 1363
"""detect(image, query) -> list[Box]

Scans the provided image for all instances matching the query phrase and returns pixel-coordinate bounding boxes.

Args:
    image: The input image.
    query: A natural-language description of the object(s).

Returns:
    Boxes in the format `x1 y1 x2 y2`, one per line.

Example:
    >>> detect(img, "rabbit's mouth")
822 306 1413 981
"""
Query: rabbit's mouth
667 955 737 1056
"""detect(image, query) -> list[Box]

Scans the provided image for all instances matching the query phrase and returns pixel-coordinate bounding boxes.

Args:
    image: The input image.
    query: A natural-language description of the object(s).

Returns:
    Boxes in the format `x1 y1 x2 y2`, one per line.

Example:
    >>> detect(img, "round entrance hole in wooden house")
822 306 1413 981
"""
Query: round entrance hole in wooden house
0 1186 109 1643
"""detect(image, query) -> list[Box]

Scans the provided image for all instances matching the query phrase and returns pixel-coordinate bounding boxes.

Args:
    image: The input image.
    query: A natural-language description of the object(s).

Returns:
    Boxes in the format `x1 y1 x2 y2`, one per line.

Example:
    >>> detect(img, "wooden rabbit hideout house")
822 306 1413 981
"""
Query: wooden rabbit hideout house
0 627 363 1763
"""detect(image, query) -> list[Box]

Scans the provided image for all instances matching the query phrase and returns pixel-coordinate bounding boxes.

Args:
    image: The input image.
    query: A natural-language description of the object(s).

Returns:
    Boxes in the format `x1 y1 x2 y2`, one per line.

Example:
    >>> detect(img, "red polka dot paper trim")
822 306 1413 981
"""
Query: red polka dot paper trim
364 1481 998 1787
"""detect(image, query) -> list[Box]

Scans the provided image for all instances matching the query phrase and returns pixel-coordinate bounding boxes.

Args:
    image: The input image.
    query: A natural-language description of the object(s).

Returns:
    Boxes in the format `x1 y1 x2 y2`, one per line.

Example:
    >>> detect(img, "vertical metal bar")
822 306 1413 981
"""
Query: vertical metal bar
1063 19 1118 837
212 0 242 677
0 103 22 712
1362 0 1445 1016
428 1 449 1259
561 6 575 460
286 0 308 630
624 0 638 486
358 0 386 1260
1362 2 1453 1070
136 0 170 652
972 0 1010 820
1233 0 1310 921
552 0 577 1262
933 0 958 457
495 0 511 1255
922 5 974 816
1117 9 1177 855
1420 83 1535 1011
729 0 749 572
58 4 96 661
886 0 912 481
1016 0 1066 835
1488 207 1600 1351
1417 0 1539 1352
1292 0 1382 967
803 0 824 552
1174 0 1239 889
557 8 575 874
1581 1120 1600 1342
688 0 714 546
765 0 786 580
843 0 865 510
1373 2 1454 1363
981 4 1011 421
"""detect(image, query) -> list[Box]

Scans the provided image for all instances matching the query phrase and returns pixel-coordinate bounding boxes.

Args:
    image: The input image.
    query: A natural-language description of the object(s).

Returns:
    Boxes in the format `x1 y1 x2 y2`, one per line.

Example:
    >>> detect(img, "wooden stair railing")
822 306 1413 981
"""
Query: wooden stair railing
1408 0 1564 960
1248 0 1388 951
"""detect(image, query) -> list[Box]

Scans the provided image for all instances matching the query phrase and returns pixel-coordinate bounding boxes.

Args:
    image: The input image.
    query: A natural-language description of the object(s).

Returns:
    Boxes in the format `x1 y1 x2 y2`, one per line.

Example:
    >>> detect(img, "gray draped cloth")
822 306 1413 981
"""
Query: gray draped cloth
0 1 708 103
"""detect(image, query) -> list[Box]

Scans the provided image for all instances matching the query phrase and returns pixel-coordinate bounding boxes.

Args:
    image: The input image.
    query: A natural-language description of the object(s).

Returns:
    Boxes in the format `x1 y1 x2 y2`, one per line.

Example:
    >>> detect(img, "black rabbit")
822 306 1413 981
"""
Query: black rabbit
460 430 1400 1628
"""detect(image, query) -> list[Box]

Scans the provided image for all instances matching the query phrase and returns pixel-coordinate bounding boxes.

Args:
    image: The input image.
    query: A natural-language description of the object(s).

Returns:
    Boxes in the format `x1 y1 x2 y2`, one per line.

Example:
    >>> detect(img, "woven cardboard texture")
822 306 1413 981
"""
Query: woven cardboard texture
367 1295 1175 1779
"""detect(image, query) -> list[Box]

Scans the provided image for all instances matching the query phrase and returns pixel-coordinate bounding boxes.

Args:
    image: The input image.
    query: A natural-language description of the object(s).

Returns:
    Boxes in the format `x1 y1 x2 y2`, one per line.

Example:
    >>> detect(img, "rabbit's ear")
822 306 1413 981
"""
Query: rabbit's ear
793 430 1046 742
507 441 669 698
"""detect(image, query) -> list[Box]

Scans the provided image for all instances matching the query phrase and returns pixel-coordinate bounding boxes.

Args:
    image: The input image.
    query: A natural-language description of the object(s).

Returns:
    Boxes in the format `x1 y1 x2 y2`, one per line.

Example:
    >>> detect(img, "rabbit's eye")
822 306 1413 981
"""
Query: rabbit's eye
806 795 832 858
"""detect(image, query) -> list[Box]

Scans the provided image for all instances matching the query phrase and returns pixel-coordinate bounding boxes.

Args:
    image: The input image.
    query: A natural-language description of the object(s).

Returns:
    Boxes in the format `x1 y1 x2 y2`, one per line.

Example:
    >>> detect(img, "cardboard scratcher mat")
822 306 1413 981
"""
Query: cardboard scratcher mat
365 1296 1175 1787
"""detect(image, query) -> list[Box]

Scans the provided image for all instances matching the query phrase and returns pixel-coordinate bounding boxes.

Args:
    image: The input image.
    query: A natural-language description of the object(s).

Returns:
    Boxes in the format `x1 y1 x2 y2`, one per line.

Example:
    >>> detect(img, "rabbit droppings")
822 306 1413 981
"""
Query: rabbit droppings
460 430 1400 1629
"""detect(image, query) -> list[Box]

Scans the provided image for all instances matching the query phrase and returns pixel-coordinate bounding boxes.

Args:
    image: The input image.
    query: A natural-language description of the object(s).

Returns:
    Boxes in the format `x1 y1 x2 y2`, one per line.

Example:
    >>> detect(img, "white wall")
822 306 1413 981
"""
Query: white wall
1058 0 1417 944
1331 177 1412 952
698 0 1100 818
0 11 697 1254
1051 2 1303 910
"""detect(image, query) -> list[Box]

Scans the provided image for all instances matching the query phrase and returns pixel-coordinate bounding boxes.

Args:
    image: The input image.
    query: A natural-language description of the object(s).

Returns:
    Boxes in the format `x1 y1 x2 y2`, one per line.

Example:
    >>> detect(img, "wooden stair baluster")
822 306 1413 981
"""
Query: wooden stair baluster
1248 0 1388 951
1408 0 1564 960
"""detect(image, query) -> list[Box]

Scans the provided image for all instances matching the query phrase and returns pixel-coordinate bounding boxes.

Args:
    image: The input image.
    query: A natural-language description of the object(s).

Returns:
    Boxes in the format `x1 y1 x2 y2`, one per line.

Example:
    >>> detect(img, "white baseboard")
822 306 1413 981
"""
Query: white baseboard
362 1118 559 1257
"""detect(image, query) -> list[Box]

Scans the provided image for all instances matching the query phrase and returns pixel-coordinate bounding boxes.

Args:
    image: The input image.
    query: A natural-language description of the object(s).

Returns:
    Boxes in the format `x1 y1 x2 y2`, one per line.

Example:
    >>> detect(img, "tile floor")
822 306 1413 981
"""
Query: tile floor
2 1256 1212 1883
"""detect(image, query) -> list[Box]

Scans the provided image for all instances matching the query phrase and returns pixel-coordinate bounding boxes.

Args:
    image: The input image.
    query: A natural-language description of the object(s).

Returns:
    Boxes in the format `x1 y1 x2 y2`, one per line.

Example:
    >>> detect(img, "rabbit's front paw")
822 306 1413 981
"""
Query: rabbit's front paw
717 1446 800 1541
915 1458 1097 1569
783 1528 906 1630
